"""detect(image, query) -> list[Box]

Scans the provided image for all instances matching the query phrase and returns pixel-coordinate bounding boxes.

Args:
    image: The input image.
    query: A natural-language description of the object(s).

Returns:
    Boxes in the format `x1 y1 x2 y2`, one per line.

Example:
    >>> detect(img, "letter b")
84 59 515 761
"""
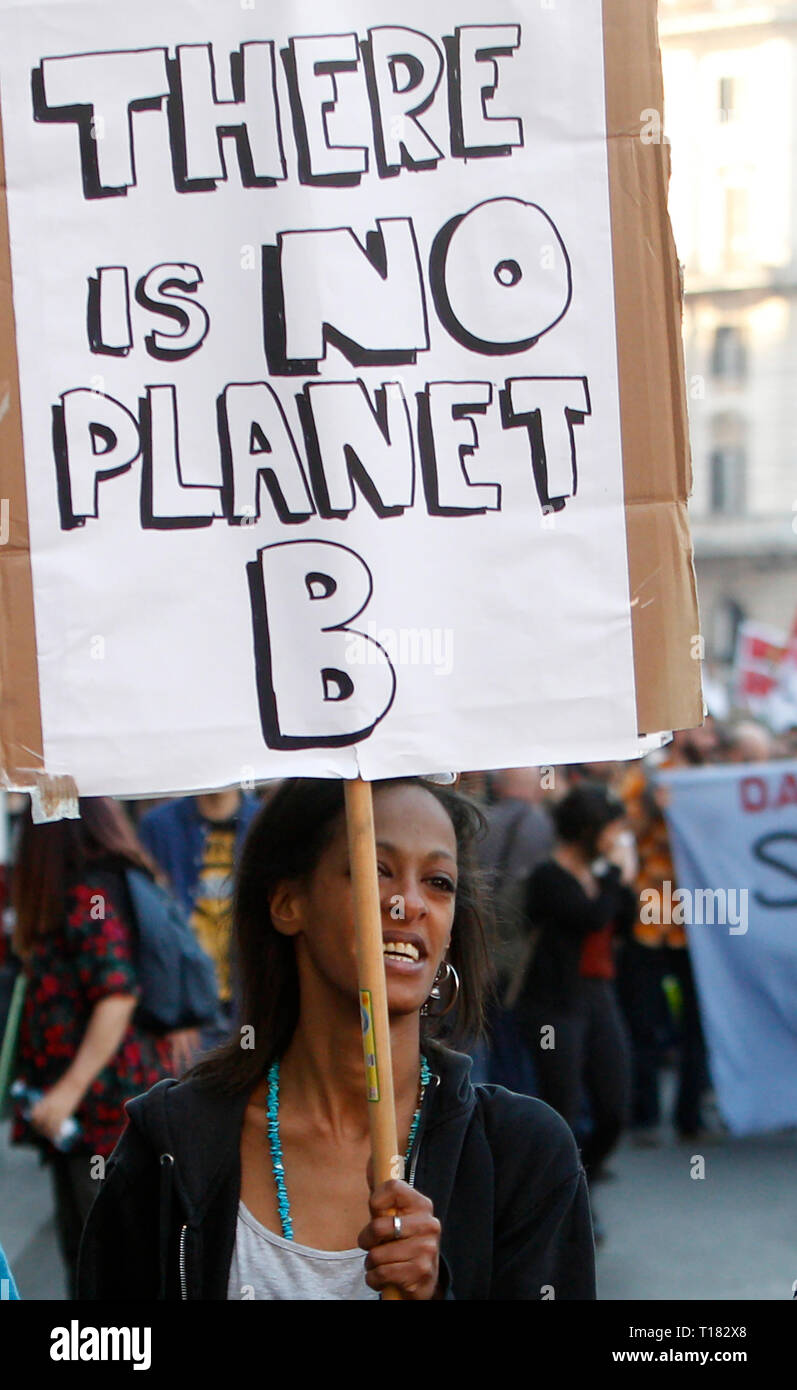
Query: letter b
248 540 396 748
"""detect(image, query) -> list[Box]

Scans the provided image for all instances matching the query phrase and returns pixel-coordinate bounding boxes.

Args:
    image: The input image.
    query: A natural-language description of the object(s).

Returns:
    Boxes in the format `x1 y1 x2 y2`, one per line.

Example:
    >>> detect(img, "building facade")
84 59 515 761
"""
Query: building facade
659 0 797 692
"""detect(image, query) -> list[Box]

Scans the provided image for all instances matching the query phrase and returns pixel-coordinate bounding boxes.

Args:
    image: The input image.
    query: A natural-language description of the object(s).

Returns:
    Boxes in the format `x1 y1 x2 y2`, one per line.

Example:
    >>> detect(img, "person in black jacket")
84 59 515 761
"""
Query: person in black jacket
515 783 637 1184
78 776 595 1301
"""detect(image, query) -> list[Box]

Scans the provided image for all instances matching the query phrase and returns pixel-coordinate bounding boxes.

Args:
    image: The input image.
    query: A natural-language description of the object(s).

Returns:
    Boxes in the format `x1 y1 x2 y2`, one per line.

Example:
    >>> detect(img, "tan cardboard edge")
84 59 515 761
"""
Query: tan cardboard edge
30 771 80 819
604 0 704 735
0 106 44 784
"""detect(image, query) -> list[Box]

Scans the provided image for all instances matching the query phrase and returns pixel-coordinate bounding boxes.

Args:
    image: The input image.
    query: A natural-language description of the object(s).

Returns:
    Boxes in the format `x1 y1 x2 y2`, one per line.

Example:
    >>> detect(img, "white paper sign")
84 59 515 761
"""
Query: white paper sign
0 0 643 794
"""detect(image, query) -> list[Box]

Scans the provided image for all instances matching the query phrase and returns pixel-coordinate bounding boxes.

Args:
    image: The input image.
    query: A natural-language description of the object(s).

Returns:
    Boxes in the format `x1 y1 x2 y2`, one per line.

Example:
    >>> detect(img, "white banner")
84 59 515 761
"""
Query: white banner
660 761 797 1136
0 1 644 794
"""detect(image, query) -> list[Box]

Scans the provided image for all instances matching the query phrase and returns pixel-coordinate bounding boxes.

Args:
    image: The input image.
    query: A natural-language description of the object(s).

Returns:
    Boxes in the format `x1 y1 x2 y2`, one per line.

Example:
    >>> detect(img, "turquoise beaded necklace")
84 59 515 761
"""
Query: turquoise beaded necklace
266 1055 431 1242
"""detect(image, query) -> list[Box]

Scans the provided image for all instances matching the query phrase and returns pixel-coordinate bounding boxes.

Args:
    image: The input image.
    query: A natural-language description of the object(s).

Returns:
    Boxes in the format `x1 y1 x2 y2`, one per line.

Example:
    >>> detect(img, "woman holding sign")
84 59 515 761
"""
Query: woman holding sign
79 777 596 1300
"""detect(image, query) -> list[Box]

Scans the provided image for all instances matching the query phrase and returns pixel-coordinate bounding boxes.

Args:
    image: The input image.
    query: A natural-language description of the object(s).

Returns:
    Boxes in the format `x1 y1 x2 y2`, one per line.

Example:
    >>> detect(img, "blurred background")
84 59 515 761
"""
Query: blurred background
661 0 797 721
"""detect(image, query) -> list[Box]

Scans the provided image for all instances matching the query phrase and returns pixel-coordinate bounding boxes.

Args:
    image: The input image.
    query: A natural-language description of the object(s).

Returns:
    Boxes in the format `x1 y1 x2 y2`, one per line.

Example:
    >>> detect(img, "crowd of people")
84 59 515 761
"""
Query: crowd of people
470 715 797 1237
0 712 793 1298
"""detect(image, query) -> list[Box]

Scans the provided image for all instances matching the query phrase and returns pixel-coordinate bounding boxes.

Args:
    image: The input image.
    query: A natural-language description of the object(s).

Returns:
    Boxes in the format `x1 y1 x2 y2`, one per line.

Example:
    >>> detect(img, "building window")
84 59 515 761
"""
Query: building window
718 75 736 122
711 325 748 381
709 412 746 516
709 446 746 515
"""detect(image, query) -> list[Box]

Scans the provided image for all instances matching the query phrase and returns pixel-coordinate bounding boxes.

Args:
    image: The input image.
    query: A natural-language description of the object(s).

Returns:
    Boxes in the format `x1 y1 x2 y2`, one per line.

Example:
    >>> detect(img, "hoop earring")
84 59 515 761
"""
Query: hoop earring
420 960 460 1018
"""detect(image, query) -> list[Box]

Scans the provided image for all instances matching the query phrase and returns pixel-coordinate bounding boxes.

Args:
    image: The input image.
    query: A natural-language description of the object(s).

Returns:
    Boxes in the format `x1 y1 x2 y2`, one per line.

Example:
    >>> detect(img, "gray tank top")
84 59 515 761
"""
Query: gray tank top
227 1202 380 1301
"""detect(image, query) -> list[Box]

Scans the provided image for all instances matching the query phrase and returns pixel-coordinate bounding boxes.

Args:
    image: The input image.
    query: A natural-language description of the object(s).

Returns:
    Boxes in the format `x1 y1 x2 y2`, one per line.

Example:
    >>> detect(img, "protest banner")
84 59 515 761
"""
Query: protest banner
0 0 702 1243
766 609 797 734
0 0 701 799
732 620 787 717
660 761 797 1136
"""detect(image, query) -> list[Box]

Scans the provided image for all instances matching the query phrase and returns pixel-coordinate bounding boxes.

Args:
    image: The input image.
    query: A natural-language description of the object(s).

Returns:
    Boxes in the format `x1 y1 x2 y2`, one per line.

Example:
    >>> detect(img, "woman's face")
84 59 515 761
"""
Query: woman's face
594 817 625 858
271 783 459 1019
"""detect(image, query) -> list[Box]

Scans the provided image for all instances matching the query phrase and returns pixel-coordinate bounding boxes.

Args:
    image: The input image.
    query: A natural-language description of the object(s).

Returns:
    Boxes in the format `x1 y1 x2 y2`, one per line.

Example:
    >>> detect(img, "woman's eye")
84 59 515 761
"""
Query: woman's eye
429 876 456 893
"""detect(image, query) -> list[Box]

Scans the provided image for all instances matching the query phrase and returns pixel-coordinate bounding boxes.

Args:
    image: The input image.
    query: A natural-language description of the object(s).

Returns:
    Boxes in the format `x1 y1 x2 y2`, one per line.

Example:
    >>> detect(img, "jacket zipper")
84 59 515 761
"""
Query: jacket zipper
407 1067 440 1188
179 1224 188 1301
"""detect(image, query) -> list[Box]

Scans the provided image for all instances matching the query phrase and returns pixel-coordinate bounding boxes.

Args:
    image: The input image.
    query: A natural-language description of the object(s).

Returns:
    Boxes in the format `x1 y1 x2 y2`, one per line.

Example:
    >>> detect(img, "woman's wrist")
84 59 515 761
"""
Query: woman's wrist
54 1068 88 1110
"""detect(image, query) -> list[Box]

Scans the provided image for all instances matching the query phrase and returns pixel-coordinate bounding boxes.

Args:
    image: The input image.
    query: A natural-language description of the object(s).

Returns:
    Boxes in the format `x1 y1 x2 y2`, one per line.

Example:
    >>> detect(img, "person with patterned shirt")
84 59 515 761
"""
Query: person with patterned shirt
10 798 173 1297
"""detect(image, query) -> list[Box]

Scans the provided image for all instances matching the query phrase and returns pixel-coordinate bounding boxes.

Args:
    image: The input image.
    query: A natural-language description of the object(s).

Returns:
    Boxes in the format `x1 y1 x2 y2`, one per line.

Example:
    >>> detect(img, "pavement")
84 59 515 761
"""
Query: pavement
1 1094 795 1302
0 1120 66 1299
595 1124 797 1301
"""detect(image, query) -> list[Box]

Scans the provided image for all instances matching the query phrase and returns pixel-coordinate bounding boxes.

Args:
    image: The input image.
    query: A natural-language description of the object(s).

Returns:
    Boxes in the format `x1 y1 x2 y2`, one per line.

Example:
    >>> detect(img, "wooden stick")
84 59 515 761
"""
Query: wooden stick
344 776 403 1301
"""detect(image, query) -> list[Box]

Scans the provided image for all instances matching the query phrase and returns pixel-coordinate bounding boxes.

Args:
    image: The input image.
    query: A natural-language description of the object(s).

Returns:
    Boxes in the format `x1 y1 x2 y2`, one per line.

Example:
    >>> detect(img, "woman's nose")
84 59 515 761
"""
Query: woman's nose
383 877 428 922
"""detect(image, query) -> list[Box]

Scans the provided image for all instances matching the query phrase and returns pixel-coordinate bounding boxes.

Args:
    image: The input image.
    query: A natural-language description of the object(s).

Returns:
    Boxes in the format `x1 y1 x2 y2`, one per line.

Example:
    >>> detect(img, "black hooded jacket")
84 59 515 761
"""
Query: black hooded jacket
77 1041 596 1301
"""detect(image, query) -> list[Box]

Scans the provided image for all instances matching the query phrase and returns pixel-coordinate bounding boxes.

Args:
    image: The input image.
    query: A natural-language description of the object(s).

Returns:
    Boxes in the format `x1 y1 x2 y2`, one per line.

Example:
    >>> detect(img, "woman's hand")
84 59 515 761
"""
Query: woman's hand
606 831 638 886
358 1178 442 1299
30 994 138 1145
30 1079 81 1145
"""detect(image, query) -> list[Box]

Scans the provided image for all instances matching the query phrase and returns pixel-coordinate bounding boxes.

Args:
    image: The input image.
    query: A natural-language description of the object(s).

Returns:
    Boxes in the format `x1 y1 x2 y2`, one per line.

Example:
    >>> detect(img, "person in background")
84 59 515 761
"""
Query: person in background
514 783 637 1199
479 768 555 899
477 768 555 1091
10 799 173 1298
723 720 773 764
618 724 719 1144
565 762 626 792
138 788 260 1047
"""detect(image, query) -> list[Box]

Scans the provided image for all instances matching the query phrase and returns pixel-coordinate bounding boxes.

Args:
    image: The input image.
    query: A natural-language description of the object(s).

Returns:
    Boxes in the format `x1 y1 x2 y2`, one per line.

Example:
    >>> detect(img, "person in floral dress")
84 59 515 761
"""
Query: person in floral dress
10 798 174 1297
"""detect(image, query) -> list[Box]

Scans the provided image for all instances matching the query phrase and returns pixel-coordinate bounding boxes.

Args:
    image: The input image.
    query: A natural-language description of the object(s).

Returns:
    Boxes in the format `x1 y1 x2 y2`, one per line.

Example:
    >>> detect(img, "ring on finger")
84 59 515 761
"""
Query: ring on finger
392 1213 403 1241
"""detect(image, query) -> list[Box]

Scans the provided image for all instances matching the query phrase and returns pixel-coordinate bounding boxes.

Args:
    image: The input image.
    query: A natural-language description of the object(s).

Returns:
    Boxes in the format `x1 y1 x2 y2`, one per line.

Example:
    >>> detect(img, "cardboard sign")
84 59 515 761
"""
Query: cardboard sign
0 0 701 796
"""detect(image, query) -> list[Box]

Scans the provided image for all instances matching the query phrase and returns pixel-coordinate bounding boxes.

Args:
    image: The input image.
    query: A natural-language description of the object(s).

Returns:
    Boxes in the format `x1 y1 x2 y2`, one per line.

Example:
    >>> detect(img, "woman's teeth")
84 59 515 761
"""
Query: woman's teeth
383 941 420 962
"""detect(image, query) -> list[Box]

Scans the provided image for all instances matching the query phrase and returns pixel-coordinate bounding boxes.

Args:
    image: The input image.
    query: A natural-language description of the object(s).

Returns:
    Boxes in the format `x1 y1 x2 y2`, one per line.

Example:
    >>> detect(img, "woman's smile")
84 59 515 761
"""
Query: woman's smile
381 929 427 971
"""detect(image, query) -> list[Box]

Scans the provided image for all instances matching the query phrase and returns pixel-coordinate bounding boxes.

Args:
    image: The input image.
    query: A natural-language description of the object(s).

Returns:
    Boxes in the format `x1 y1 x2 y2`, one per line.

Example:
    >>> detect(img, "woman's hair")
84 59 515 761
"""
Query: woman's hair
189 777 494 1094
12 796 154 953
552 781 626 859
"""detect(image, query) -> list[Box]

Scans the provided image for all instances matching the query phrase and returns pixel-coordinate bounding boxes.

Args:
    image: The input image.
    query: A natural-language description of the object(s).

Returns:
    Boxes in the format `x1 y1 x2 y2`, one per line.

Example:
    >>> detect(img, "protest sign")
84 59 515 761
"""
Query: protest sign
660 761 797 1136
0 0 702 797
732 620 787 716
766 610 797 734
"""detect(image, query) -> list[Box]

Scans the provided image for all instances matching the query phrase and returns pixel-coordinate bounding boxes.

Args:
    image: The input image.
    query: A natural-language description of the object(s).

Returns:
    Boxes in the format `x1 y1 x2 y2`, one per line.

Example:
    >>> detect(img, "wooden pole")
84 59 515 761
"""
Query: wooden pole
344 776 402 1301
